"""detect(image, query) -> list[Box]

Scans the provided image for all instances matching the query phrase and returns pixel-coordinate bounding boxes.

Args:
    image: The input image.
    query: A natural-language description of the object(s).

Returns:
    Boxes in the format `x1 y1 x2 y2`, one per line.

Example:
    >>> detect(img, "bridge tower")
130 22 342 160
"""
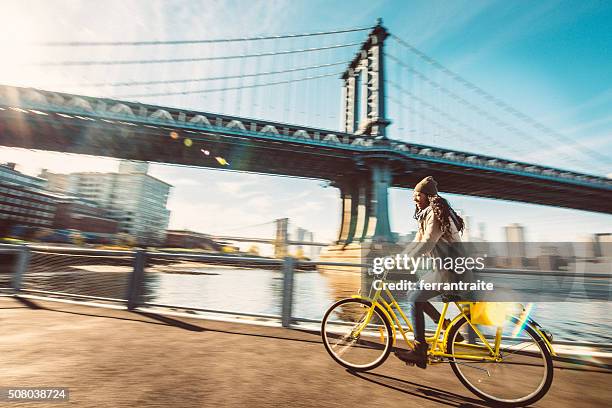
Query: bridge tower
320 19 399 276
341 18 391 139
274 218 289 259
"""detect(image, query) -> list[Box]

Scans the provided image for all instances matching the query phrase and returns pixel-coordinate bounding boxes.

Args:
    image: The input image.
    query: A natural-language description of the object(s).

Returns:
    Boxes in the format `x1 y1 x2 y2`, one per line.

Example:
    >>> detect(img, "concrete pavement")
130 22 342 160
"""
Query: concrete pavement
0 296 610 407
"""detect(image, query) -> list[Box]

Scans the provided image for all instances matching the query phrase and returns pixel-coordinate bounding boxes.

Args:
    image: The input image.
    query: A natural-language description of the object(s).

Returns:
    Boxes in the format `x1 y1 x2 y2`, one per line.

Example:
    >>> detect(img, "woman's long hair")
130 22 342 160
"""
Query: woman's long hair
414 195 465 235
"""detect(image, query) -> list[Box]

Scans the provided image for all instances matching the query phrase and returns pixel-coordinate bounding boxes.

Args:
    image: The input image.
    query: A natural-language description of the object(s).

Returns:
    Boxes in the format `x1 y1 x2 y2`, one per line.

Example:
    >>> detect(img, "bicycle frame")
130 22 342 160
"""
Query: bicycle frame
350 283 555 363
321 266 558 407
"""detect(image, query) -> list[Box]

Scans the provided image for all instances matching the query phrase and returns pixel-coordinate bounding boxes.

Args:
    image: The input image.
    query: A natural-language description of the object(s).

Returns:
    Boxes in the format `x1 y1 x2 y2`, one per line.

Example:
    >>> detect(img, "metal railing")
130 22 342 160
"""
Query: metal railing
0 244 366 327
1 243 611 349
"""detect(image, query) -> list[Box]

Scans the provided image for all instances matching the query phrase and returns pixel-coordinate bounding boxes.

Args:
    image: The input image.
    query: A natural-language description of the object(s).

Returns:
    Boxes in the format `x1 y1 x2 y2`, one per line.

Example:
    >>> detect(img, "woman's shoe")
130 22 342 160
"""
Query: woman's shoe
395 342 428 369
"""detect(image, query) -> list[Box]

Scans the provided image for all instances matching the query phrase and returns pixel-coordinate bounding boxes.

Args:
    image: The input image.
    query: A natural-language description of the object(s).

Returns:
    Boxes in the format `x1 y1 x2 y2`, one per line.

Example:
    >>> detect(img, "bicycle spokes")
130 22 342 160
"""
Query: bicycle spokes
448 316 553 405
322 298 392 370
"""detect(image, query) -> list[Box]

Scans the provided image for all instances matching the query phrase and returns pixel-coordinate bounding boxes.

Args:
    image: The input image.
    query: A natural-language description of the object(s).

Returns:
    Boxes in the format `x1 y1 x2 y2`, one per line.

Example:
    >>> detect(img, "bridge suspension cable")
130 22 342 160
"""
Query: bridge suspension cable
388 77 601 173
221 219 277 233
387 80 521 155
15 24 363 130
114 71 342 99
33 25 374 47
387 95 521 157
388 34 611 168
59 61 350 88
32 42 361 66
386 56 595 170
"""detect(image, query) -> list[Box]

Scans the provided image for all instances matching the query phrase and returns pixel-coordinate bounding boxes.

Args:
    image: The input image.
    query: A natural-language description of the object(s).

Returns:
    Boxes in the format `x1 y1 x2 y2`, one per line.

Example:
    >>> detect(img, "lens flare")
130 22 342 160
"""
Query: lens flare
512 302 534 338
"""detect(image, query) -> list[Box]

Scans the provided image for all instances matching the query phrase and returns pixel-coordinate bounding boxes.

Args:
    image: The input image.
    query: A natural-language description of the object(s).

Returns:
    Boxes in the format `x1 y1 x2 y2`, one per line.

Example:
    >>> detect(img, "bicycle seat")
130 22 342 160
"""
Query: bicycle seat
440 293 462 302
442 290 480 303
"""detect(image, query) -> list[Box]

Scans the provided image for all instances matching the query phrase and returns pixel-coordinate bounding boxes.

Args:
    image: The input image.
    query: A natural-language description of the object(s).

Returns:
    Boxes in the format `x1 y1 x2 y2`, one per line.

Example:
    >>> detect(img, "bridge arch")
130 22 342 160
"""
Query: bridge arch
150 109 175 122
109 103 135 117
66 97 94 113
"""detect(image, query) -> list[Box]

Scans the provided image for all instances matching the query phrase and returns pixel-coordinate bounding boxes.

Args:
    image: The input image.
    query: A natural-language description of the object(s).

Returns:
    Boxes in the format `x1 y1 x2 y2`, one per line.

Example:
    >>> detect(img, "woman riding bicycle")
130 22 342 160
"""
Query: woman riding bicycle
395 176 466 368
322 177 554 404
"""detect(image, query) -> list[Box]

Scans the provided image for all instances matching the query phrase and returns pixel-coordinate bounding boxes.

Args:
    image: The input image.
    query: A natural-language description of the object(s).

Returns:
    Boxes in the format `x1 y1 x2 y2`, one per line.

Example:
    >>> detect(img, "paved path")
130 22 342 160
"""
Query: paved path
1 296 610 407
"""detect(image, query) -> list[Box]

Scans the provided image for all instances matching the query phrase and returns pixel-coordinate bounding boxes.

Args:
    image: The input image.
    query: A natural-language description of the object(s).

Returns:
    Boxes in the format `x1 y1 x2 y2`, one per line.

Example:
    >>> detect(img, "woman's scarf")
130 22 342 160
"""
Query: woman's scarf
415 206 431 224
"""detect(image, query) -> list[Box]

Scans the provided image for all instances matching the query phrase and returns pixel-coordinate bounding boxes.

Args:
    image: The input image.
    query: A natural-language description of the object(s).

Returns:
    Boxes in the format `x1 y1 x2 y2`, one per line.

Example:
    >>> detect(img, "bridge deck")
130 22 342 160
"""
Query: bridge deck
1 85 611 214
1 296 610 407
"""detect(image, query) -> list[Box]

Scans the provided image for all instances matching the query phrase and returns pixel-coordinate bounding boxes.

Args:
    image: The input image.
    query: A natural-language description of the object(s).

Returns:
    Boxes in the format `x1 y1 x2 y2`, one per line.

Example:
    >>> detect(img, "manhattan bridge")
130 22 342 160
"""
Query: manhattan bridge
0 19 610 257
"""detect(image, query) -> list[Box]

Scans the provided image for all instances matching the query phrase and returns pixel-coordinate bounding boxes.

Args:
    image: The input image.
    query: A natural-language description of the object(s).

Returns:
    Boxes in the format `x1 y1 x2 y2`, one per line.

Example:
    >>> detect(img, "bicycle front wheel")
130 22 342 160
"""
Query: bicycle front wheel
321 298 393 371
446 316 553 407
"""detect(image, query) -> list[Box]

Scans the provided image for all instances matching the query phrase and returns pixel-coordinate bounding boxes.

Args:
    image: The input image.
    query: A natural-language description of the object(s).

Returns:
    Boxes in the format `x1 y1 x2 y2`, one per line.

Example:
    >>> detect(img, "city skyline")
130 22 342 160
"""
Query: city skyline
0 154 608 245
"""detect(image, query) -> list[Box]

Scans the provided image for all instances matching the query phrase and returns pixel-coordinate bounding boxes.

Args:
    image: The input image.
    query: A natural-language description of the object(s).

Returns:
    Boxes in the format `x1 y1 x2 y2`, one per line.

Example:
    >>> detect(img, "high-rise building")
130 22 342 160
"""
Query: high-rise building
504 223 526 243
454 209 477 242
593 233 612 258
295 227 319 259
305 231 320 260
40 169 71 194
504 223 527 268
41 160 172 245
295 227 306 257
478 222 487 242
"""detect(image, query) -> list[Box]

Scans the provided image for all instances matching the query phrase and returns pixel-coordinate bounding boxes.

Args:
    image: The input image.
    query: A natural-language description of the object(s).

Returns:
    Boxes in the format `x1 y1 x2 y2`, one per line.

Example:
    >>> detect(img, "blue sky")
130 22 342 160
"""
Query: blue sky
0 0 610 245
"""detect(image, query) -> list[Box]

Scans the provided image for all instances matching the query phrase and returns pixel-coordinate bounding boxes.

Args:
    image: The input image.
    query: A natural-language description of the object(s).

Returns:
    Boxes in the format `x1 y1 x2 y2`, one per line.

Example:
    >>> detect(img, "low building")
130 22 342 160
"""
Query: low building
0 163 57 236
53 196 119 235
165 230 222 251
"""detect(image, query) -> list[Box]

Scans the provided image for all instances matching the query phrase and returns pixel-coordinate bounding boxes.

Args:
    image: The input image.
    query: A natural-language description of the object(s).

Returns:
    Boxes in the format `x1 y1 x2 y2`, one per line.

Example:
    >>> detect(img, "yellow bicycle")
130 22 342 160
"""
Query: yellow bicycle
321 283 555 407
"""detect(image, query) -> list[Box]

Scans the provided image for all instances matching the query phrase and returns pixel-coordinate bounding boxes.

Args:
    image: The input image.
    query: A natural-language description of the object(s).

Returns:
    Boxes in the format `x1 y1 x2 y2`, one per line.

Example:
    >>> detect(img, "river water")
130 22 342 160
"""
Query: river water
4 250 609 344
147 267 612 344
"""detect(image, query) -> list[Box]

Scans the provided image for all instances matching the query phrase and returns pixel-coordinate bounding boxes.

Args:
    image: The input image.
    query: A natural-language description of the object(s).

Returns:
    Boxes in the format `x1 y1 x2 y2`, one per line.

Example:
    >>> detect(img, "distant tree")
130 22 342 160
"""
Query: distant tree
247 245 260 256
221 245 237 254
33 227 54 242
293 248 310 260
116 233 136 247
70 230 85 246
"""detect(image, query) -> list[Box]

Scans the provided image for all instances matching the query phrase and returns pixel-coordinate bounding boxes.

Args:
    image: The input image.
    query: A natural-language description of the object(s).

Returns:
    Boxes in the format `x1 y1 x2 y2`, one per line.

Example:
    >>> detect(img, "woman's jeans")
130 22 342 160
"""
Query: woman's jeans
407 271 447 344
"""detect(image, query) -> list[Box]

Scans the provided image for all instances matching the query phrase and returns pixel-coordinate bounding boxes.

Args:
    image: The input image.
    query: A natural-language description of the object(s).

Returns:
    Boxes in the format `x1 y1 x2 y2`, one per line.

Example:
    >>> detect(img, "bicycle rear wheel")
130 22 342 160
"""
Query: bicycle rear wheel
446 316 553 407
321 298 393 371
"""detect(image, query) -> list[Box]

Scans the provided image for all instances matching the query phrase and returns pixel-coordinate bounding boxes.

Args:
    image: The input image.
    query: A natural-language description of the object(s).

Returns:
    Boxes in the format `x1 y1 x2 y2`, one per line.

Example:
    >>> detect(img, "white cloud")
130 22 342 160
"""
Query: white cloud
446 2 561 71
408 1 495 48
172 178 202 186
0 148 118 176
167 199 270 235
217 180 260 197
558 115 612 135
520 132 611 172
541 89 612 123
246 195 274 210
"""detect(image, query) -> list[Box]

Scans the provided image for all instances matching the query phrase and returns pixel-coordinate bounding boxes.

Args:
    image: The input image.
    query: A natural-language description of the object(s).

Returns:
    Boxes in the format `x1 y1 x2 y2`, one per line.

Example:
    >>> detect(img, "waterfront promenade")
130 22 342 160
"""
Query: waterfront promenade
1 295 610 407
